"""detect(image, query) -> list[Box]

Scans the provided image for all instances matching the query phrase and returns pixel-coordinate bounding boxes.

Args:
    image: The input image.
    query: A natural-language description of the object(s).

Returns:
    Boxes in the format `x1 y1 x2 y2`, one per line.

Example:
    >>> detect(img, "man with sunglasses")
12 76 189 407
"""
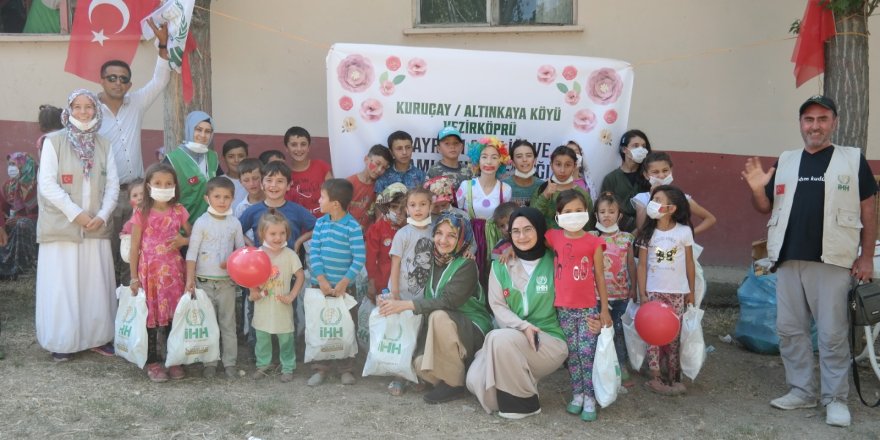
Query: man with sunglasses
97 22 171 286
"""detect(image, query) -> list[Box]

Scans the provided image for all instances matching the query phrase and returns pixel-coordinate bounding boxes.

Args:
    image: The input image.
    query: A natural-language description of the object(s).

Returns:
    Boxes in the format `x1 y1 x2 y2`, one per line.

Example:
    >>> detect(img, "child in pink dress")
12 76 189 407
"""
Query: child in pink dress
129 163 191 382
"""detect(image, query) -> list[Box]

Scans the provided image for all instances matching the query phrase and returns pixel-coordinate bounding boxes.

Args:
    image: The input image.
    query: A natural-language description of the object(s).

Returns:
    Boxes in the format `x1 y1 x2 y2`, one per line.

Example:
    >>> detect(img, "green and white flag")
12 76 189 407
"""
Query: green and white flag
141 0 195 72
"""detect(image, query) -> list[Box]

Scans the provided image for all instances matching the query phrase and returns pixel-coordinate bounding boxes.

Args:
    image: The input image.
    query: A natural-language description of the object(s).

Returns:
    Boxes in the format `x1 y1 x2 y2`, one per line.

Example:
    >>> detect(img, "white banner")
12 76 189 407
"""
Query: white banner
326 43 633 196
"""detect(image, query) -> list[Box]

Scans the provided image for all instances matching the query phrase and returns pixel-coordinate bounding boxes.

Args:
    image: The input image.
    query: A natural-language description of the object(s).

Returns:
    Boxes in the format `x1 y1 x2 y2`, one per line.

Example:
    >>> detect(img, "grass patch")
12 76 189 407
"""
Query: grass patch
182 396 237 421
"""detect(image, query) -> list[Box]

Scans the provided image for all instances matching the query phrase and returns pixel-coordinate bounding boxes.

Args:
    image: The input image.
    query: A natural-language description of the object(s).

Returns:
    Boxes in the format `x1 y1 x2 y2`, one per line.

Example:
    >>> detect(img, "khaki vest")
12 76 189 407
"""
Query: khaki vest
767 145 862 268
36 131 113 243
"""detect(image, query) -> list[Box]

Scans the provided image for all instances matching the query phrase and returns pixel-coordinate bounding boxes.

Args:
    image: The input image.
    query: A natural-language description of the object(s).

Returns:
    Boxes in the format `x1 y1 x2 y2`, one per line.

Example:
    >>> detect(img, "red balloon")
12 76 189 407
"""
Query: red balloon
634 301 681 346
226 247 273 288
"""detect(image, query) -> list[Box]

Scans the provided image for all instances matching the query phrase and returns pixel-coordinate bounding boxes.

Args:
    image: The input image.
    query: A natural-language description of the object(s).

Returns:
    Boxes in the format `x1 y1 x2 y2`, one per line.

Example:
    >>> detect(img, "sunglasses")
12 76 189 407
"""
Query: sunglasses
102 74 131 84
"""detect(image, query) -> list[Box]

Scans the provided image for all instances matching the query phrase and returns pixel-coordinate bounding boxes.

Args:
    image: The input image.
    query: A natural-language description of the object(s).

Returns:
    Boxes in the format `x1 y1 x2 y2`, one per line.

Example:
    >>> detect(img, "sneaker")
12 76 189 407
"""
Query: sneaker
202 366 217 379
388 380 405 396
566 394 584 415
307 372 325 387
280 372 294 383
252 366 271 380
423 381 467 404
580 397 597 422
825 400 851 427
51 352 72 362
168 365 185 380
225 366 238 379
340 372 356 385
498 408 542 420
90 343 115 357
146 363 168 382
770 391 817 410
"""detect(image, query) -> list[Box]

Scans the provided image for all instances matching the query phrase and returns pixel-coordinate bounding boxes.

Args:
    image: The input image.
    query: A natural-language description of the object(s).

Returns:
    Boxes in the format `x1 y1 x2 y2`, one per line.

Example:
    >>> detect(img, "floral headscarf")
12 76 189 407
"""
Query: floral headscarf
60 89 102 178
423 175 455 204
4 152 37 212
432 211 473 266
466 136 511 178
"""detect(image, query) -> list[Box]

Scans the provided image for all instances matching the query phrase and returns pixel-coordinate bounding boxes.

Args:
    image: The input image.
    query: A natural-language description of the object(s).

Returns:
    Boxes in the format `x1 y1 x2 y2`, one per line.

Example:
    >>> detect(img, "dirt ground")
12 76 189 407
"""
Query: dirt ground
1 273 879 439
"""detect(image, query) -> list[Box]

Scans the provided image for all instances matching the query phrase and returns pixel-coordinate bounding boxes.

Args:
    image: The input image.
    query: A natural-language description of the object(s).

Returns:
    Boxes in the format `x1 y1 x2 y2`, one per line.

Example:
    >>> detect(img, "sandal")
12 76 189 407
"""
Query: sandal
644 378 675 396
252 366 271 380
388 380 405 396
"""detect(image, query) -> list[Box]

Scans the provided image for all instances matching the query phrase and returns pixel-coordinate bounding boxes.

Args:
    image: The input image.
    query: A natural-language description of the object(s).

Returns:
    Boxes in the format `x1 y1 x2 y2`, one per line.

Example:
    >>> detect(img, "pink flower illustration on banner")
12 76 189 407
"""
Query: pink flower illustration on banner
587 68 623 105
565 90 580 106
380 80 395 96
573 108 597 133
537 65 556 84
339 96 353 111
604 109 618 124
386 56 401 71
360 98 383 122
408 58 427 77
562 65 578 81
337 54 375 93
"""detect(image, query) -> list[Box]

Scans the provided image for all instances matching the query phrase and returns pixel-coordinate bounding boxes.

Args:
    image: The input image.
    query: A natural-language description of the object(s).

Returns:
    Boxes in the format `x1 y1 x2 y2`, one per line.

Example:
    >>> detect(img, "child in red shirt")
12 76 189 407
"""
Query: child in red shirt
346 144 394 230
545 189 611 422
283 126 332 217
364 183 407 302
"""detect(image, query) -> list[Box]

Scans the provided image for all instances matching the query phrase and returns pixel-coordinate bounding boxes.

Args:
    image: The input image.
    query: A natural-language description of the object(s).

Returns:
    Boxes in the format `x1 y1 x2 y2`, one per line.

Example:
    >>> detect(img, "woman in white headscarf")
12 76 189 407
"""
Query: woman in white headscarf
35 89 119 361
164 110 221 225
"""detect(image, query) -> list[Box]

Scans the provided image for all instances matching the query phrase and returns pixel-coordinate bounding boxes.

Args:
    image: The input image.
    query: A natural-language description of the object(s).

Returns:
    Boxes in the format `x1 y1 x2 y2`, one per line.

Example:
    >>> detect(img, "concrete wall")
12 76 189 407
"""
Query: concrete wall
1 0 878 265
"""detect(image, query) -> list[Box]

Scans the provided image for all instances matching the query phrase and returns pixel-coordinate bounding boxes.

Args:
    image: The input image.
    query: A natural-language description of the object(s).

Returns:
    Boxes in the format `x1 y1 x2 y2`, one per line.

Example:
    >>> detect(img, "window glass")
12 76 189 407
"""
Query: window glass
419 0 488 25
499 0 572 25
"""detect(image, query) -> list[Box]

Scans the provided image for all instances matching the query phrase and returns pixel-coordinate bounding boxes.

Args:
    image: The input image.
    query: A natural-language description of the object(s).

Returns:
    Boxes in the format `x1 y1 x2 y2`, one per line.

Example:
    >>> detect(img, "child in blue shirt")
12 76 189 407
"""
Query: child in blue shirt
307 178 366 386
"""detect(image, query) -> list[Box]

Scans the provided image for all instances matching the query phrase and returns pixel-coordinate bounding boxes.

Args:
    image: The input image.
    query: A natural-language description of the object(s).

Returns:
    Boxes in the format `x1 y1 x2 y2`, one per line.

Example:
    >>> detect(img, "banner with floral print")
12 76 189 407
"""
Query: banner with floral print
327 43 633 197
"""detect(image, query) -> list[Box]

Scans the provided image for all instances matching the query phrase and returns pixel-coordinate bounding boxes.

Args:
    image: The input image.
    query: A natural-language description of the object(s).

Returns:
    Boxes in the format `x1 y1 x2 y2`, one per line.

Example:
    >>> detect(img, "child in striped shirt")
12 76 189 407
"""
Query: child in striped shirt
307 178 366 386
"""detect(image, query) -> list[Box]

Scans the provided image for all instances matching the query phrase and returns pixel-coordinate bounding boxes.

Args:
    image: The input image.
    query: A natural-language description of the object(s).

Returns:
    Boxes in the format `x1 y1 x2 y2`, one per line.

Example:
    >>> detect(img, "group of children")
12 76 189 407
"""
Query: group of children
117 123 715 421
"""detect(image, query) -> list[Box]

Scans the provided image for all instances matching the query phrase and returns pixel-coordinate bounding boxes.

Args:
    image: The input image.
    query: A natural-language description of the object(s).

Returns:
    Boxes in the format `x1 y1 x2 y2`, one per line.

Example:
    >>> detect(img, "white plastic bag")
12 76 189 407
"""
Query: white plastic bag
165 288 220 367
119 234 131 263
680 305 706 381
592 326 622 408
356 296 374 352
622 300 647 371
362 308 422 382
304 288 358 362
693 243 707 308
114 286 148 368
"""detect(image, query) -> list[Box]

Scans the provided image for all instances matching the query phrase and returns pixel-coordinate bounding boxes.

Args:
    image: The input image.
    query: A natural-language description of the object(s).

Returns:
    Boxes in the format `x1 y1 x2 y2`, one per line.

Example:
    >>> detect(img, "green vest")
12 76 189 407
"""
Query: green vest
426 257 493 335
166 147 218 224
491 252 565 341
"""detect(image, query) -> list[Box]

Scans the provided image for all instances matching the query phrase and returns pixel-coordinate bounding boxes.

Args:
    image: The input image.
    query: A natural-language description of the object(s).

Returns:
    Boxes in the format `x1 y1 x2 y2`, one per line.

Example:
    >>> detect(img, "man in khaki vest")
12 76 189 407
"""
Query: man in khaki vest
742 95 877 427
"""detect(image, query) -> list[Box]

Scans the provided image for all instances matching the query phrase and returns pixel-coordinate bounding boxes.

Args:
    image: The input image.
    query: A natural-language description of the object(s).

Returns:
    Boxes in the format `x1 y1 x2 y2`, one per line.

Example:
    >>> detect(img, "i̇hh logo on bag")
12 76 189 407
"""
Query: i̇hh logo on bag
184 308 210 355
378 323 404 355
319 305 345 353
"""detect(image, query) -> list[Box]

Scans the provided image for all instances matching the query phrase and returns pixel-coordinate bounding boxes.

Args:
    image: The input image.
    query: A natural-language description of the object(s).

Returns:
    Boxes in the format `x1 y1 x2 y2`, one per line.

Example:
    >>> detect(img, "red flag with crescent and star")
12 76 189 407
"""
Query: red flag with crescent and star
64 0 159 83
791 0 836 88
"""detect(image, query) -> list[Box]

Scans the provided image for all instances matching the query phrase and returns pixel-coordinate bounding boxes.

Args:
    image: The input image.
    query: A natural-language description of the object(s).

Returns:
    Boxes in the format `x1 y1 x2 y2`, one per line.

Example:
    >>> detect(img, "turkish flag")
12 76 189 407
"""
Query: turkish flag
791 0 836 88
64 0 159 83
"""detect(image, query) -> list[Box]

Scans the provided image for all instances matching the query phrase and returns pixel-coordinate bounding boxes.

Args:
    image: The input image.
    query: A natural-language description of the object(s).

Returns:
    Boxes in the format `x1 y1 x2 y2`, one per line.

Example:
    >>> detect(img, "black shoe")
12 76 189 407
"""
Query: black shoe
423 381 467 404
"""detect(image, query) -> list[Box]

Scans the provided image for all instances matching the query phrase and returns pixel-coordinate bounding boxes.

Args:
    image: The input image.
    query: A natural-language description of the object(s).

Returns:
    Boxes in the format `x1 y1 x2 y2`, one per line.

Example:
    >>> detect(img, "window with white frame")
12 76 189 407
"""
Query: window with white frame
417 0 574 27
0 0 72 34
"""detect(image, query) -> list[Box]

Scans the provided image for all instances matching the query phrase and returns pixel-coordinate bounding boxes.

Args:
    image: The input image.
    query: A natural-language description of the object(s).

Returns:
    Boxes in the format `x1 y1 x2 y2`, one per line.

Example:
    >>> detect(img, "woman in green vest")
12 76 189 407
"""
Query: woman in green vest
165 111 220 225
378 211 491 404
466 207 568 419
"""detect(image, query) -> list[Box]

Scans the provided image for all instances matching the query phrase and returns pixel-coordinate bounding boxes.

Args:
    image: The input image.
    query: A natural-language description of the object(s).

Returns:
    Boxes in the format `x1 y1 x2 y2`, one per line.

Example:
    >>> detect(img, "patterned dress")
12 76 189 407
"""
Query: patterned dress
133 204 189 327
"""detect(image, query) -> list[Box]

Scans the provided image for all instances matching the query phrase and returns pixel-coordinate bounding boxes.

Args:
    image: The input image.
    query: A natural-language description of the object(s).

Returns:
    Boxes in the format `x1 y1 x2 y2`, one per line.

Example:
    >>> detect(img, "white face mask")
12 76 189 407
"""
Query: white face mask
7 165 19 179
207 206 232 217
70 117 98 131
575 154 583 169
186 141 209 154
649 174 674 187
551 174 574 185
150 186 175 202
514 168 536 179
387 211 400 224
595 222 619 234
630 147 648 164
264 241 286 251
555 212 590 232
407 216 432 227
646 201 666 219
